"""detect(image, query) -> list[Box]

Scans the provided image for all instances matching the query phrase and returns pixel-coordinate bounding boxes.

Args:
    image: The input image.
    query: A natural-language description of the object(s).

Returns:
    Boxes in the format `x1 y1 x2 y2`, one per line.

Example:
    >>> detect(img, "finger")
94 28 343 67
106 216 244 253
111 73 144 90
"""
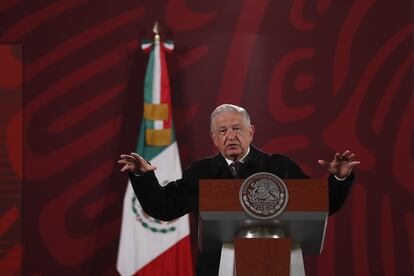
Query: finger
318 159 338 174
348 153 355 162
120 164 130 172
147 165 157 171
131 153 156 171
334 153 341 162
342 150 351 159
130 152 142 159
117 159 131 164
120 154 136 161
130 153 148 165
118 159 136 166
317 160 328 166
349 161 361 168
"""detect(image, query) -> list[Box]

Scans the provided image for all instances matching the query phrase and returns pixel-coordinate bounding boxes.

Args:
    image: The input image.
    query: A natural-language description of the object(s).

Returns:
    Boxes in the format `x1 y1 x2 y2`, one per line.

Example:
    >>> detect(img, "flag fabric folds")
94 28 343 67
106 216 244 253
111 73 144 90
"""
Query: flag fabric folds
117 36 193 276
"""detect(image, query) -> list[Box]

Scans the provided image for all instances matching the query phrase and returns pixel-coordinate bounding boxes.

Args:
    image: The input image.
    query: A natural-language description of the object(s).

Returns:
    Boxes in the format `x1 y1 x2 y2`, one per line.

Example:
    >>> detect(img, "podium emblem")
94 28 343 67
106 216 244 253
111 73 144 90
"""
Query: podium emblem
239 172 289 219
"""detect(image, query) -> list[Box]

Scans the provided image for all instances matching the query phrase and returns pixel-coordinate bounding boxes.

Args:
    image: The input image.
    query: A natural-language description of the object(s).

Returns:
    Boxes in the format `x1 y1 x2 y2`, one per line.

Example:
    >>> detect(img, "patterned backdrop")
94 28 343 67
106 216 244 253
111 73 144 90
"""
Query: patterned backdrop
0 0 413 275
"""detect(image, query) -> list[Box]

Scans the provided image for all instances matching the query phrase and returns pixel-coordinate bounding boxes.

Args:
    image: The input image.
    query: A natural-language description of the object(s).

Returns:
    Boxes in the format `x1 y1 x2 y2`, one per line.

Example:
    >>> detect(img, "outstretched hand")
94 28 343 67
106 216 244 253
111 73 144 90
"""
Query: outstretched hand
318 150 360 179
118 152 156 174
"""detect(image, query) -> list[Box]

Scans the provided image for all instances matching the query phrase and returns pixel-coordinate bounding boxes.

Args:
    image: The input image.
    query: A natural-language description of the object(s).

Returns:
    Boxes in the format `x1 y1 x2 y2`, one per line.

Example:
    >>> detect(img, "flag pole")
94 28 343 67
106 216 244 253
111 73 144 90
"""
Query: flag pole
153 21 160 42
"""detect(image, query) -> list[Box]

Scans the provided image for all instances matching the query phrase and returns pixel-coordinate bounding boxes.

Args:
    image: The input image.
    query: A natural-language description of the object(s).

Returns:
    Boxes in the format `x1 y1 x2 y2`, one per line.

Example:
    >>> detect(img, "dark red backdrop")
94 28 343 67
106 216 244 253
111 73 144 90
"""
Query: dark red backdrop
0 0 413 275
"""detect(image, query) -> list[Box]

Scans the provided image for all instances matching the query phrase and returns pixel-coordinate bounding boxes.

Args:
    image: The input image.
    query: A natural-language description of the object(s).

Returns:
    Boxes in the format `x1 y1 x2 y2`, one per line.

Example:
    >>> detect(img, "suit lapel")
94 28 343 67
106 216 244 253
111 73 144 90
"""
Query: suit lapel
211 145 268 179
239 145 266 178
212 153 234 178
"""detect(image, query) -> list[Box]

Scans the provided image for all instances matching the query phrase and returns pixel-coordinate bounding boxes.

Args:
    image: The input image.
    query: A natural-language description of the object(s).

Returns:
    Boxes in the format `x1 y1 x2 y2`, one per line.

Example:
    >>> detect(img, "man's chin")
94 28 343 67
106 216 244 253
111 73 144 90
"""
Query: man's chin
225 150 243 160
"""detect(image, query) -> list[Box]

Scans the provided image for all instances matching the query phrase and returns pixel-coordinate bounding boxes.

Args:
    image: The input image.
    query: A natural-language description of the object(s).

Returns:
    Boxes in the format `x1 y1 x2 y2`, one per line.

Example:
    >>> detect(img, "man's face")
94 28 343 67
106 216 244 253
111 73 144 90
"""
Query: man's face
210 111 254 161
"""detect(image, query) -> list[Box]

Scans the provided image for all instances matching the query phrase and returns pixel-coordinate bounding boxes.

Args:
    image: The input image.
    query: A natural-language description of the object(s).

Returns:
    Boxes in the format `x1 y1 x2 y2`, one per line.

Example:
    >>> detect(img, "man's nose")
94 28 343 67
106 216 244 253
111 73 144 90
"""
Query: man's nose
226 129 237 139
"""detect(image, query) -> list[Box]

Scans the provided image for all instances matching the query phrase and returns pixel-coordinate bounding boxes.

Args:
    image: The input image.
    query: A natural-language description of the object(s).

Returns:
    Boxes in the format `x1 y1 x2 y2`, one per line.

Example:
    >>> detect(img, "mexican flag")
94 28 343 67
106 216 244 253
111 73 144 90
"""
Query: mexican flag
117 35 193 276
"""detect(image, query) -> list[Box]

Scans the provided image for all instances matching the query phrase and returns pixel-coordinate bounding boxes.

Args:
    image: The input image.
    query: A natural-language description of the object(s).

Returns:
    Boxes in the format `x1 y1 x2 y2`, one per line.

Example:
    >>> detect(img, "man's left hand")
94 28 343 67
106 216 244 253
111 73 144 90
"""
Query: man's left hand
318 150 360 179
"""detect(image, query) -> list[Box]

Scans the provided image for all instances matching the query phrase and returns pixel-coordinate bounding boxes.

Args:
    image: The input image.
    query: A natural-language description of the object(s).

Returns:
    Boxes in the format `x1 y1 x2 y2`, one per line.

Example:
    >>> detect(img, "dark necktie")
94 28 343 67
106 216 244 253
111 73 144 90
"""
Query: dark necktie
229 161 241 178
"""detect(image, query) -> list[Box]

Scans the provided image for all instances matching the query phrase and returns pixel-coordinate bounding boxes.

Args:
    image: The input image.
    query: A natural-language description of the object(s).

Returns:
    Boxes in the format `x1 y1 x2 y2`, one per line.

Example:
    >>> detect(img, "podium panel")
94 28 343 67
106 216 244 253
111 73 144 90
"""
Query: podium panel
234 238 291 276
198 179 328 254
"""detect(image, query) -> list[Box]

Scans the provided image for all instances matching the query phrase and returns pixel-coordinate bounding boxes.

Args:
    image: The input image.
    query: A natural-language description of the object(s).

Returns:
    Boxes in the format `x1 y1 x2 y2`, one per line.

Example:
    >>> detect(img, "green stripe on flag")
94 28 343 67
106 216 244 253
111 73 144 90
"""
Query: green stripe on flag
136 121 177 161
144 48 154 104
145 119 154 131
143 47 155 131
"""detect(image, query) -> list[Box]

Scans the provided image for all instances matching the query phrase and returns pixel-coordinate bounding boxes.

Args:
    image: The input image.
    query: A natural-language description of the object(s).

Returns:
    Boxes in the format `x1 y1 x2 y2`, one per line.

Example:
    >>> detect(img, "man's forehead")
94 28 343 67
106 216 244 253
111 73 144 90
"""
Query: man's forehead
217 123 241 129
214 112 243 123
215 111 242 119
213 113 249 130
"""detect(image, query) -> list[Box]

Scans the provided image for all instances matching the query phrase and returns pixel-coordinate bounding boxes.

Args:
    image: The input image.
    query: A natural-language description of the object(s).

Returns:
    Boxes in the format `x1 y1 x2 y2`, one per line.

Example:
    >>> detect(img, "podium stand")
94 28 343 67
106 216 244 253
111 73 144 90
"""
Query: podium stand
199 179 328 276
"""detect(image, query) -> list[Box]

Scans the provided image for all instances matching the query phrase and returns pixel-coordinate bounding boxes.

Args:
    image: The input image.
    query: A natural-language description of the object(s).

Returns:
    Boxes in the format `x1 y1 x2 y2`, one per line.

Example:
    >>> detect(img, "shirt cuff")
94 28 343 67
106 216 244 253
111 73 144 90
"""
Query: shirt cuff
334 174 347 181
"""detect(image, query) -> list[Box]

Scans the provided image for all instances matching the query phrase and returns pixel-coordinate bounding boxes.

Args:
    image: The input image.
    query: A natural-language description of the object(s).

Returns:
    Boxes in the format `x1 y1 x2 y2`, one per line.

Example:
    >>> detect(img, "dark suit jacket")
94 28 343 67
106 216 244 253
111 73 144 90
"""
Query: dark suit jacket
129 145 354 275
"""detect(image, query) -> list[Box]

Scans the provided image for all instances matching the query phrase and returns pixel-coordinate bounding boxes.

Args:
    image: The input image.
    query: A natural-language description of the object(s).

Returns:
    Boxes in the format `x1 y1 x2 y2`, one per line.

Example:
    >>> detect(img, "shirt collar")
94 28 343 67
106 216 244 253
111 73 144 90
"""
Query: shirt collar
224 146 250 165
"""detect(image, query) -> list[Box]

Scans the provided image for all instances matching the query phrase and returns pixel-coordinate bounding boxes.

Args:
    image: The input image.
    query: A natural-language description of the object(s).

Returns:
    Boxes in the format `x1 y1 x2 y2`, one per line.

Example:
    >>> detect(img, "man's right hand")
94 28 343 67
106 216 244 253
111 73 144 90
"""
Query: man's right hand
118 153 157 174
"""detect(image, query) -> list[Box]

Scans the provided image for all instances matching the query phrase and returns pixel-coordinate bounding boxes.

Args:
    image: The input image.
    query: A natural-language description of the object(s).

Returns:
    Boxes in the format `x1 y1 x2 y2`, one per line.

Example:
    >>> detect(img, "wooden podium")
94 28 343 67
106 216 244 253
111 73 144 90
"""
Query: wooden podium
199 179 328 276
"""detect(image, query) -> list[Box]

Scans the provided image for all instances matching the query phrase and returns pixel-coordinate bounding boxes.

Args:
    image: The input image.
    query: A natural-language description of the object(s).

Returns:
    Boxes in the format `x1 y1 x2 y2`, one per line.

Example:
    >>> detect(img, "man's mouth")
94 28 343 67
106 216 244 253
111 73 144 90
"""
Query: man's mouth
226 144 240 149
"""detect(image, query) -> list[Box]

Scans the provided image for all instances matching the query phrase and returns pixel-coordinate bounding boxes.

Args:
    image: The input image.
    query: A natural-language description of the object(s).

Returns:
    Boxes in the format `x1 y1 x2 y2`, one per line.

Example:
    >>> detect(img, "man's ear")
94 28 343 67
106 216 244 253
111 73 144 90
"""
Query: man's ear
210 131 218 147
249 125 255 139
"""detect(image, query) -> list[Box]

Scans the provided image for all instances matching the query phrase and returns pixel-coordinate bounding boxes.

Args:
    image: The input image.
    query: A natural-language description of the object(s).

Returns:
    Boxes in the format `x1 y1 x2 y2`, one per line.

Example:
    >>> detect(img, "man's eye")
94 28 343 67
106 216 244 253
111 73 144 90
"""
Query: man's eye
233 127 241 132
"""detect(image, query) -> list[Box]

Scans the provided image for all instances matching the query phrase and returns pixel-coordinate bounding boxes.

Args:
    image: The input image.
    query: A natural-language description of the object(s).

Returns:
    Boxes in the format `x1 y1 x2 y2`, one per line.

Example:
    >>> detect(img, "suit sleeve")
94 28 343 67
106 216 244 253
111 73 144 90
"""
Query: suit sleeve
128 164 198 221
328 172 354 215
285 157 309 179
284 156 354 215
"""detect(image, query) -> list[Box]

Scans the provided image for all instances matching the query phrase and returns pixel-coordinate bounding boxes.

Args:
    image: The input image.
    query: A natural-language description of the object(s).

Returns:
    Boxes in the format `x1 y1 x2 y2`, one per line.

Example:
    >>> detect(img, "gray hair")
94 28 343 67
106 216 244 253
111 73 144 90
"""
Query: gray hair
210 104 251 131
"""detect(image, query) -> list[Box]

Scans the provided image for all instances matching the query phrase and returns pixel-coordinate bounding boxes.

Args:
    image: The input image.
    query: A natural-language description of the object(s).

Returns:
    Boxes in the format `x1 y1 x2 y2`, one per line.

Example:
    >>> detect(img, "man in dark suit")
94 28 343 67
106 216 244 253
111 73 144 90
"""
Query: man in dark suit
119 104 359 275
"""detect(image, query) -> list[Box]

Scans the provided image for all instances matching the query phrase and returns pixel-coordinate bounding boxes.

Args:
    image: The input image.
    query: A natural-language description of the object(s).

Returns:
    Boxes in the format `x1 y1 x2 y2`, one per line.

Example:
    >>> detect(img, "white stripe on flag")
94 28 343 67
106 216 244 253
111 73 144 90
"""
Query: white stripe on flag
116 142 190 275
151 142 182 185
152 39 163 130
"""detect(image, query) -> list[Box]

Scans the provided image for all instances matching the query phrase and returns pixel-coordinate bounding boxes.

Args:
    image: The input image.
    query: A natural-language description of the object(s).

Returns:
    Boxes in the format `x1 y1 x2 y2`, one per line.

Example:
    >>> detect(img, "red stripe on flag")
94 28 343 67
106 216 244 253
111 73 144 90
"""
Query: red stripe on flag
134 236 194 276
159 44 172 129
